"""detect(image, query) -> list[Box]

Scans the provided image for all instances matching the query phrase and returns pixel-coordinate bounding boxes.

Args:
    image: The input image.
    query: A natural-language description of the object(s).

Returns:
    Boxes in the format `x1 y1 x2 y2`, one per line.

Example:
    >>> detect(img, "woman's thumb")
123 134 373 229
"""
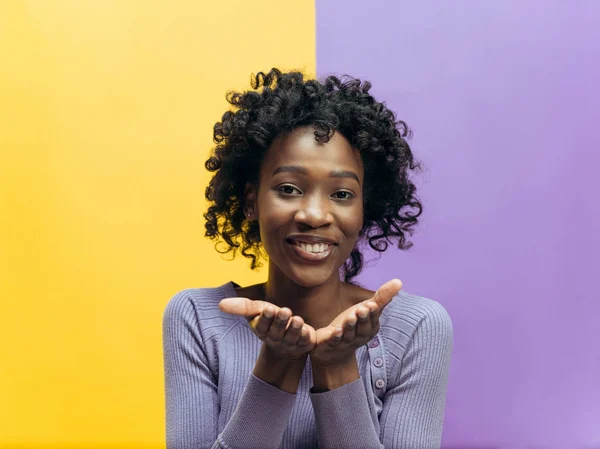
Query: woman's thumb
219 297 263 317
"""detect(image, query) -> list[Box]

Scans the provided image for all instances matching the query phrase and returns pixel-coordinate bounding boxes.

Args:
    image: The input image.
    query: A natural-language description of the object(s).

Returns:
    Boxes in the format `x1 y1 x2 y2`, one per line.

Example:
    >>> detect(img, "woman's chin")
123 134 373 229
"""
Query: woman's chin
286 265 339 288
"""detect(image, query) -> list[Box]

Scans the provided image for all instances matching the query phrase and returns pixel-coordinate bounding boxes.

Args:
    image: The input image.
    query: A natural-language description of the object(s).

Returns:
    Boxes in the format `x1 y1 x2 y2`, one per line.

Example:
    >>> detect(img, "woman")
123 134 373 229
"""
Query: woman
163 69 453 449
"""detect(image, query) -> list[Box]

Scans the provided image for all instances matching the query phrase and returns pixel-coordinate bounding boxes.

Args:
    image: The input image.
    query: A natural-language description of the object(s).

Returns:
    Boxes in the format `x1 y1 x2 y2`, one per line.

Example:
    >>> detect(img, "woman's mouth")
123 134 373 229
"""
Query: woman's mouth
287 240 335 262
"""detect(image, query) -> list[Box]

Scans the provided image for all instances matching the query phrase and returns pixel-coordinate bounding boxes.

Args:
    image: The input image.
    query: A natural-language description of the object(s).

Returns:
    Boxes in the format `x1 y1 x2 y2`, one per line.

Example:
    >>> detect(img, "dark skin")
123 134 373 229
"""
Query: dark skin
219 126 403 392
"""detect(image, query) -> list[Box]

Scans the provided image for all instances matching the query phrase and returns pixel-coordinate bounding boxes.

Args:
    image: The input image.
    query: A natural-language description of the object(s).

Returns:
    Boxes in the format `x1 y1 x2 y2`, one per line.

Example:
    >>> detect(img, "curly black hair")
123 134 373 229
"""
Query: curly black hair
204 68 423 283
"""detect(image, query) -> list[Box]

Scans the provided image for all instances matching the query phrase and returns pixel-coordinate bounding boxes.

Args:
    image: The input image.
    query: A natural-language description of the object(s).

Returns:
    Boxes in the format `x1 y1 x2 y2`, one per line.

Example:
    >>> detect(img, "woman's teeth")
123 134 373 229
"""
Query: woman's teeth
296 242 329 253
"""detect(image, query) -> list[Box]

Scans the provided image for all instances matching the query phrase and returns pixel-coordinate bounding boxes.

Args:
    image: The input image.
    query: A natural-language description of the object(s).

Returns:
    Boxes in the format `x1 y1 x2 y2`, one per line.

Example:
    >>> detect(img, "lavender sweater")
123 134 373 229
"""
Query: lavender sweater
163 282 453 449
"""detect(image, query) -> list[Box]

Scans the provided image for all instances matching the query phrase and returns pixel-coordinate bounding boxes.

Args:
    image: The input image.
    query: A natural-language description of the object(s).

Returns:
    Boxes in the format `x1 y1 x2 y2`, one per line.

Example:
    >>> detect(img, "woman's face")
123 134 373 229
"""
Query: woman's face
253 126 364 287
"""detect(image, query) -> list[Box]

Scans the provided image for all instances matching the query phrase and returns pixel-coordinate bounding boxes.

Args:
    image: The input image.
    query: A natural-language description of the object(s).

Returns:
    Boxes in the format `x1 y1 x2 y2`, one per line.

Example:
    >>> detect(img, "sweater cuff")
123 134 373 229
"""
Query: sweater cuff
218 373 296 449
309 378 382 449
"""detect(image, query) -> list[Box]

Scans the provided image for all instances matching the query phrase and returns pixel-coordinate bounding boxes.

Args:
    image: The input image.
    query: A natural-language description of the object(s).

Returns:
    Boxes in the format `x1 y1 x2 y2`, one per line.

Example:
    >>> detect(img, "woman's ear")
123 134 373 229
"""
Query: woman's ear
243 183 258 220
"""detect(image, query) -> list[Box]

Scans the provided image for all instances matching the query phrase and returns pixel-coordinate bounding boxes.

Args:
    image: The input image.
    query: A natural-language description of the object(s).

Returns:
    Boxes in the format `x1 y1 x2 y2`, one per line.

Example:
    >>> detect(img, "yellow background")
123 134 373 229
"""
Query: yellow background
0 1 315 447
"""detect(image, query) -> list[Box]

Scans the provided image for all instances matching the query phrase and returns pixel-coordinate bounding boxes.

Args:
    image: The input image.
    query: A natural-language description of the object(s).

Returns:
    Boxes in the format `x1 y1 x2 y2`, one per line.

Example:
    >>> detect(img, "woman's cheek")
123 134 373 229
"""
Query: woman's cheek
342 204 364 235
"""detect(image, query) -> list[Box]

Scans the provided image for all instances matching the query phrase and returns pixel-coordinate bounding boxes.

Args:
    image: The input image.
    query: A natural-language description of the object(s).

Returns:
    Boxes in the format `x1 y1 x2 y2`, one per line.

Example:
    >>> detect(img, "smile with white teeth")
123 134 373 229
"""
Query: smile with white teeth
295 242 330 253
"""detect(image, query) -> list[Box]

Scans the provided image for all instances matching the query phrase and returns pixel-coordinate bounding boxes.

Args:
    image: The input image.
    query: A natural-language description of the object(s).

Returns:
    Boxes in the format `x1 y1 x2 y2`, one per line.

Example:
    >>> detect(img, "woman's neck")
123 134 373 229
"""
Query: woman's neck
263 265 351 330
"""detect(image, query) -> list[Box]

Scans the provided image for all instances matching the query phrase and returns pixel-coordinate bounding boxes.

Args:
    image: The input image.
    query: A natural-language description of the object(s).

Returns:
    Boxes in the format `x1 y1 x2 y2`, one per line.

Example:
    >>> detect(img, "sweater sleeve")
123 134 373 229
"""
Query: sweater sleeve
309 300 453 449
309 377 383 449
163 290 297 449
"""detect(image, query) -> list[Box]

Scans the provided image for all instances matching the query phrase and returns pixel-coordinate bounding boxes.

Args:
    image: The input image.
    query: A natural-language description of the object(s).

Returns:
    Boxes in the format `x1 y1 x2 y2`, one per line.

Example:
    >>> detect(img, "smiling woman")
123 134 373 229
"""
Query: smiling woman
250 127 365 289
162 69 454 449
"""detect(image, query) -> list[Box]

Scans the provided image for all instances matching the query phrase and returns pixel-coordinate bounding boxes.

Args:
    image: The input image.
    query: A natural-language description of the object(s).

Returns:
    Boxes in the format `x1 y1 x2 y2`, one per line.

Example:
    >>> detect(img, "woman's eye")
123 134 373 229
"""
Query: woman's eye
276 184 302 195
332 190 354 200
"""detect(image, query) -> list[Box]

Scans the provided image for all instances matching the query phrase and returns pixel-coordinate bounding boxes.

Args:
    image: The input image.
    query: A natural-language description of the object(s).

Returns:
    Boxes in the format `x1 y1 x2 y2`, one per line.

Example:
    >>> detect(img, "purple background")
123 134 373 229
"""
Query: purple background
317 1 600 448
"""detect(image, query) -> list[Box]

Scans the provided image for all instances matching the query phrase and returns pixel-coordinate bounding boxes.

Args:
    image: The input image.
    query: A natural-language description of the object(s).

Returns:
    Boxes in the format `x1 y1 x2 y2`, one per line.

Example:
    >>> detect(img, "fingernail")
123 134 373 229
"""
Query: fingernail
358 309 369 318
263 308 273 318
292 320 301 329
347 320 357 327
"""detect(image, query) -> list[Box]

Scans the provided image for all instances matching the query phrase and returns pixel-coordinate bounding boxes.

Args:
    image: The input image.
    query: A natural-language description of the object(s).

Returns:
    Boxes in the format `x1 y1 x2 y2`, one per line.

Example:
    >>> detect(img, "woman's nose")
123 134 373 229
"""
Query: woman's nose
294 195 333 228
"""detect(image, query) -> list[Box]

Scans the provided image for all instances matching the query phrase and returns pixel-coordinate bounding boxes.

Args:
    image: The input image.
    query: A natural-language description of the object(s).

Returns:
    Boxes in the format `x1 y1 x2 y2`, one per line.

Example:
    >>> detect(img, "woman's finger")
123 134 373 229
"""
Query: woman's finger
371 279 403 310
297 326 314 350
355 304 373 339
251 305 275 338
219 297 265 318
341 314 358 343
281 316 304 346
327 327 344 347
365 300 380 329
266 307 292 342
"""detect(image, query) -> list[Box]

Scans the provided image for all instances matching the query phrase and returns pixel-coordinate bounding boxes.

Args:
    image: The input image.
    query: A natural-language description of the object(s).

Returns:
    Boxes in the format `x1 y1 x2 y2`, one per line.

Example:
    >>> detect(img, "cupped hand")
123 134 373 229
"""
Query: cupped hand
219 297 316 359
309 279 403 367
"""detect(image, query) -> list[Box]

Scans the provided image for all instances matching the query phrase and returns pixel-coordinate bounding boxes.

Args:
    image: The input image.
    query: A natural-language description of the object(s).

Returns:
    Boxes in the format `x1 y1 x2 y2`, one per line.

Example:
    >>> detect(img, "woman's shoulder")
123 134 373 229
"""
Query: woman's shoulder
162 282 243 341
164 282 235 308
379 288 453 349
386 289 452 324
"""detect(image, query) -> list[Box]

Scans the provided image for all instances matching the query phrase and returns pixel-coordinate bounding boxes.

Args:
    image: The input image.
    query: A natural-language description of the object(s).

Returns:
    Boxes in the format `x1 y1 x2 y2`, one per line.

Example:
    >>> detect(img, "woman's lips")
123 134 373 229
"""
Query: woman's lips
287 241 334 262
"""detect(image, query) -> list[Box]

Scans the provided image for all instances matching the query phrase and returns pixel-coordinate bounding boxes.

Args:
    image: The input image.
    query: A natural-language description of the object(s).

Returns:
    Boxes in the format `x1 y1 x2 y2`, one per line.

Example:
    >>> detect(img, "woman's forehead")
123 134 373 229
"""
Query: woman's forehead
262 127 363 175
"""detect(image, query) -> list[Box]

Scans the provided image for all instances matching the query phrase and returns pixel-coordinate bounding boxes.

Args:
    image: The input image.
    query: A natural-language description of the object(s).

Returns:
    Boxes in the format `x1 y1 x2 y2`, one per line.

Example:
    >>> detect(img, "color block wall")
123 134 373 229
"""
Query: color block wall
0 1 313 447
2 1 599 448
317 1 600 448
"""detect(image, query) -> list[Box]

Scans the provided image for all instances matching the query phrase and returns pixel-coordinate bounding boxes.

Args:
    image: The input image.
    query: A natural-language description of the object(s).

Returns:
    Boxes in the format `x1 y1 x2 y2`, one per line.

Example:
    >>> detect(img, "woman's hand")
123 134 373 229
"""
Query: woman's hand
219 297 316 359
309 279 403 367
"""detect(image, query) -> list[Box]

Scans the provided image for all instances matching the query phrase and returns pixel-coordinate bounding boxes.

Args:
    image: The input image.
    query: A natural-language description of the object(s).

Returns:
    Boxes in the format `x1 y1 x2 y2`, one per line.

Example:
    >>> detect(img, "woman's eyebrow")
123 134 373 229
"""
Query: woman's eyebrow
272 165 308 176
329 169 360 184
272 166 360 184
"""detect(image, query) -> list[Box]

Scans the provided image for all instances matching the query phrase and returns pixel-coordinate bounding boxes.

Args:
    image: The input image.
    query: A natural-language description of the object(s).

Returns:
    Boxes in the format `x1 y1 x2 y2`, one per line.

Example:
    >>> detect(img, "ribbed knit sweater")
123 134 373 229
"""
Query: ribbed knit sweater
163 281 453 449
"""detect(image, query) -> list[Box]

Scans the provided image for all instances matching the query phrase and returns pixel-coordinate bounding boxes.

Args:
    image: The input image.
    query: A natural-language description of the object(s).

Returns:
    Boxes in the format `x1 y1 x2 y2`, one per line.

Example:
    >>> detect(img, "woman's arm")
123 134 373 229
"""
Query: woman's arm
164 291 313 449
163 292 220 449
309 300 453 449
306 280 402 449
215 345 306 449
310 356 384 449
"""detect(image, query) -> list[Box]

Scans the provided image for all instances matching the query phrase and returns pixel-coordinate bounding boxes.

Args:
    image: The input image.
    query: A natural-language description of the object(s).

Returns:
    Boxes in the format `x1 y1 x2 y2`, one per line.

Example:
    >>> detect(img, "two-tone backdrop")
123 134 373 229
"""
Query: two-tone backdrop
1 1 598 448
